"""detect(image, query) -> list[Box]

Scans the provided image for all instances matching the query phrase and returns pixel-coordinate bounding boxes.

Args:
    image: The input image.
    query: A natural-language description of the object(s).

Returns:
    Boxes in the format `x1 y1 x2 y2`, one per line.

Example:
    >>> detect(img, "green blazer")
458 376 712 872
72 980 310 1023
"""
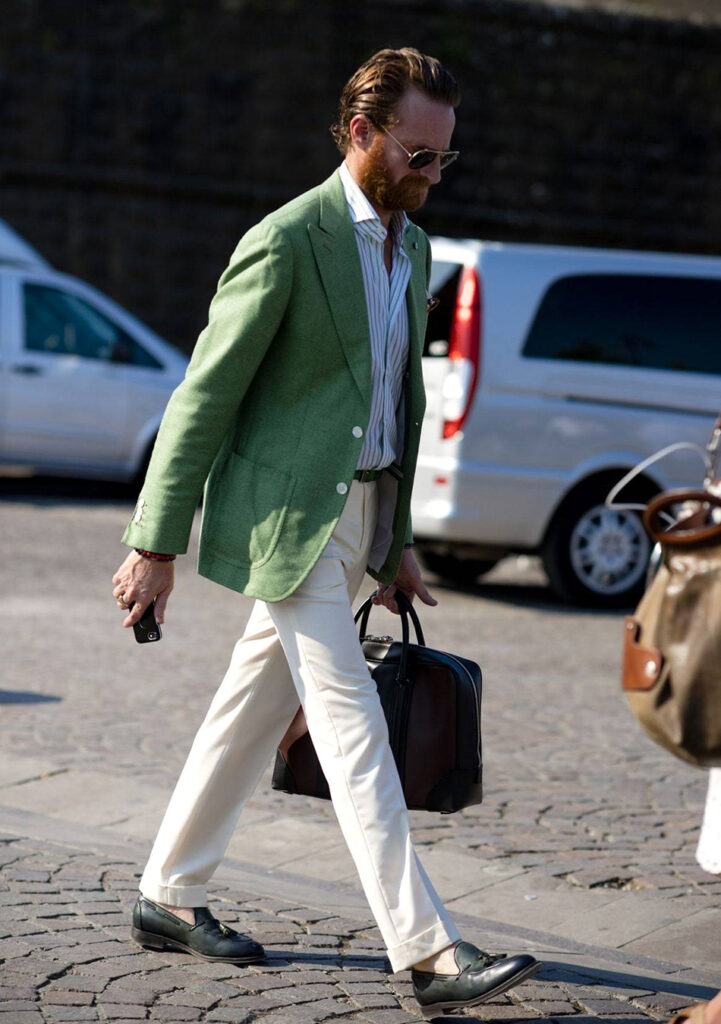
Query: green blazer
122 169 430 602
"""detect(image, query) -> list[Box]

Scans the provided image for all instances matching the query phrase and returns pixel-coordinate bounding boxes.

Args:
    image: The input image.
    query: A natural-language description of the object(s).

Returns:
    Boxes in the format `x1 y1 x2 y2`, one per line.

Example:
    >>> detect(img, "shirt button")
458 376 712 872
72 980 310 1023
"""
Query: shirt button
352 426 363 438
336 482 348 495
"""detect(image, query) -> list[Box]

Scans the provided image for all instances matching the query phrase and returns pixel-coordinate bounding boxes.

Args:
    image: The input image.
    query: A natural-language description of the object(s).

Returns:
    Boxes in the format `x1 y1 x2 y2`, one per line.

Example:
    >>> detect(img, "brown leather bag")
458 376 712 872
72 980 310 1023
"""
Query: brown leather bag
622 484 721 767
271 591 483 813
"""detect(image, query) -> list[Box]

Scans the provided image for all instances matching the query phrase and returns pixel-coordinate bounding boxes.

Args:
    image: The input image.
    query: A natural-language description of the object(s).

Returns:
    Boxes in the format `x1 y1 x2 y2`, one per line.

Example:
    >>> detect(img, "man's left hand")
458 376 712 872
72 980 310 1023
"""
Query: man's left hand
374 547 438 614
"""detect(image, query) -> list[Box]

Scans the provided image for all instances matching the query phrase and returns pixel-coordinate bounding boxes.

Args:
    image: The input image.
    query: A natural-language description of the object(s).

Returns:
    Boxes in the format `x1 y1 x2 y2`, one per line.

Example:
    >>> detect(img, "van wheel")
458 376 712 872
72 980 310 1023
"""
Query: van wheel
418 548 499 586
542 484 651 607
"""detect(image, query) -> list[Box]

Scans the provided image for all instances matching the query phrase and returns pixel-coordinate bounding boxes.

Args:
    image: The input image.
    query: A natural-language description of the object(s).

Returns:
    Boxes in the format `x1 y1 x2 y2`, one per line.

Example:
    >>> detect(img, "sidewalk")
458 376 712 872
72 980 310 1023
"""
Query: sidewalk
1 499 718 1022
1 771 718 1024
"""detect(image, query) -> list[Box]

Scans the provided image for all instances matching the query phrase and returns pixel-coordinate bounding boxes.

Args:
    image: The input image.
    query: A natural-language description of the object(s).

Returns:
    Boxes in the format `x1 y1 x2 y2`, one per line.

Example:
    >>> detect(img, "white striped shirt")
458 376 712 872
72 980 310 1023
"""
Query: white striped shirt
339 161 411 470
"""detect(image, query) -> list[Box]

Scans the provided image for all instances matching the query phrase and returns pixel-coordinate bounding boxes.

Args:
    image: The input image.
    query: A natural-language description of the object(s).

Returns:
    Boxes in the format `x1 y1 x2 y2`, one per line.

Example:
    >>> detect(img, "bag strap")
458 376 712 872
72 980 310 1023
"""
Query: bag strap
354 590 426 685
643 488 721 545
354 590 426 646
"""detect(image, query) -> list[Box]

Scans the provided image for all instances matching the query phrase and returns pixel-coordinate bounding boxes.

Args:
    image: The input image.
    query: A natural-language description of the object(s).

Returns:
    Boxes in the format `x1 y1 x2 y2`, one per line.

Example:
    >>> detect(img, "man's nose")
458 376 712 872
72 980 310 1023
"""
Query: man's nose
421 157 442 185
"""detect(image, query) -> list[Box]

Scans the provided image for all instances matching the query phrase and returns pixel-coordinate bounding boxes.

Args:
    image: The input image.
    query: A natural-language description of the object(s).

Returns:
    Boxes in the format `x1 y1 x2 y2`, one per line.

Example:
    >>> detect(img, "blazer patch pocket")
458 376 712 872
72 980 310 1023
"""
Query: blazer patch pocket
205 451 295 569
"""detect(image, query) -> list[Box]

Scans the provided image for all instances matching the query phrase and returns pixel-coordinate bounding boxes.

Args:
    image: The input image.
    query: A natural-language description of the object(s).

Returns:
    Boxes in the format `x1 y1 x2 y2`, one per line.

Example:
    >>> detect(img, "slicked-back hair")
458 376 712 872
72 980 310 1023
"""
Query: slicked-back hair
330 47 460 155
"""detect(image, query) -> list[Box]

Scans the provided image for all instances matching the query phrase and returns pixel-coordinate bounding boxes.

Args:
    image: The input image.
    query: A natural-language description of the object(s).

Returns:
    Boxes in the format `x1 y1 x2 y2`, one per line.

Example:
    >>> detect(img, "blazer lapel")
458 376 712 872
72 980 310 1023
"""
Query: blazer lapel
402 225 427 407
308 171 371 405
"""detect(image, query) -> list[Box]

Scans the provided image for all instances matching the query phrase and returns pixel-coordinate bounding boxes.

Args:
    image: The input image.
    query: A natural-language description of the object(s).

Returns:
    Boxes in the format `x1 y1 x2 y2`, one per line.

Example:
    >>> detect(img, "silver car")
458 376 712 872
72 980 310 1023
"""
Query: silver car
0 219 187 483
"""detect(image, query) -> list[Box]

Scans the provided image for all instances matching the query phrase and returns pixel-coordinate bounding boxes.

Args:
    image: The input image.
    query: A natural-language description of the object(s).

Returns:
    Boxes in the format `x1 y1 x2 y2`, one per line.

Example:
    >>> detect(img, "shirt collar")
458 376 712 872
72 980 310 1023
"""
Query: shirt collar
339 162 409 248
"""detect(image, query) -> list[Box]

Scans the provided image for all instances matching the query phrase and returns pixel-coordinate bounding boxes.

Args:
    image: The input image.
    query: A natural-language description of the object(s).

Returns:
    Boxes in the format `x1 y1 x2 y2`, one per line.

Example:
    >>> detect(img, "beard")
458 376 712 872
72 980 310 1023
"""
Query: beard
359 138 430 213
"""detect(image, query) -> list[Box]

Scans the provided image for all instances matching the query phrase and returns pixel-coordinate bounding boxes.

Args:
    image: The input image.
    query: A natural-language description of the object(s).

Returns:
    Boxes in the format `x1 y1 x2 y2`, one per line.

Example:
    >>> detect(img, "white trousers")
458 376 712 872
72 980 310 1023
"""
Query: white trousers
140 480 459 972
697 767 721 875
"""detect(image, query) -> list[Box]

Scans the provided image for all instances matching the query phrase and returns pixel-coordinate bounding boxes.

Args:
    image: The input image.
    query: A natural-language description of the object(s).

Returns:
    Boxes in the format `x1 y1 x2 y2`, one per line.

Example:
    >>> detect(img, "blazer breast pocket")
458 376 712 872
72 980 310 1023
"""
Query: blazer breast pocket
204 451 295 569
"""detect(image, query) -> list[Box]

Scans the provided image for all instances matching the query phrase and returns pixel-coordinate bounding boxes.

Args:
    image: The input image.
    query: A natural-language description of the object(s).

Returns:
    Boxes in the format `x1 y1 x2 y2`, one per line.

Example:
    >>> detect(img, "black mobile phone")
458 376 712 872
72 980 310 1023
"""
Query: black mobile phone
132 600 162 644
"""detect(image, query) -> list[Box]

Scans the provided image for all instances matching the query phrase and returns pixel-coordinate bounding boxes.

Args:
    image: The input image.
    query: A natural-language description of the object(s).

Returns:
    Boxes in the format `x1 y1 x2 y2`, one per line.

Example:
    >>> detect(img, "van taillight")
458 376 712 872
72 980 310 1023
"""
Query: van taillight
441 266 481 439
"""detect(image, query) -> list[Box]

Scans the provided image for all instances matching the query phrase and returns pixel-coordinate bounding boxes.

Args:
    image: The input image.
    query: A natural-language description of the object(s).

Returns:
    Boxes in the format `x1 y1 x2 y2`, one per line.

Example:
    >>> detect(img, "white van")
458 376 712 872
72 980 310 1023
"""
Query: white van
413 238 721 606
0 219 187 483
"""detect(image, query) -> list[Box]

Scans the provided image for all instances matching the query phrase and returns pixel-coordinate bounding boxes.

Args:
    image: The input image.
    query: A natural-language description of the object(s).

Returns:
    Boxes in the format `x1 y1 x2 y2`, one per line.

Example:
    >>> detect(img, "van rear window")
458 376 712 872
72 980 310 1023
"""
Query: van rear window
424 261 462 357
522 273 721 375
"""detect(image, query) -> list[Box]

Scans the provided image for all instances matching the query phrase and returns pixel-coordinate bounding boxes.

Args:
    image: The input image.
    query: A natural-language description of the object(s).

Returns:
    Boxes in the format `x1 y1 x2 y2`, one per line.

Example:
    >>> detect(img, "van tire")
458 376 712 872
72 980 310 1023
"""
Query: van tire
418 548 499 586
542 481 652 608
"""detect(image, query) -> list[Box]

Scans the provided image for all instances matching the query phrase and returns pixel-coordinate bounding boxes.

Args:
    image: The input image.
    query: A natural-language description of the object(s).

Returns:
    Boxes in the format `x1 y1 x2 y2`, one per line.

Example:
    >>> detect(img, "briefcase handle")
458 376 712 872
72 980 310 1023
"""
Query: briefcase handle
354 590 426 646
354 591 426 686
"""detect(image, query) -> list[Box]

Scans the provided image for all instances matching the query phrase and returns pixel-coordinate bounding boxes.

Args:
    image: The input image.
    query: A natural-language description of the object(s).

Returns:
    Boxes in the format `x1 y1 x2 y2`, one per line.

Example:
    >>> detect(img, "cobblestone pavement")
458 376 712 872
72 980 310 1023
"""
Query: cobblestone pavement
1 489 719 1020
1 829 714 1024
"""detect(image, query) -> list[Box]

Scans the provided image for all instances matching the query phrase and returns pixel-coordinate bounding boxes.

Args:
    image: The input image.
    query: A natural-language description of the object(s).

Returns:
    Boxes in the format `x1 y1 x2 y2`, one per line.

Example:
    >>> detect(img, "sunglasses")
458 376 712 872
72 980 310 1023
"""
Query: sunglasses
380 124 459 171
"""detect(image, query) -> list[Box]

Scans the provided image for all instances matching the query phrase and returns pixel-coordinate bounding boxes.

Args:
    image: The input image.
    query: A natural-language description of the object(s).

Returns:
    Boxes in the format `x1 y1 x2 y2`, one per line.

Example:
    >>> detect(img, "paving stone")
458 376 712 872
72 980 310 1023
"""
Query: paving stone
258 982 342 1005
46 976 107 993
156 991 219 1010
96 988 155 1006
340 981 394 995
98 1006 148 1020
204 1011 254 1023
524 999 582 1014
0 1013 45 1023
1 987 38 999
6 867 54 880
42 991 96 1005
349 993 401 1009
236 973 299 992
43 1009 100 1021
474 1004 564 1019
635 994 699 1014
576 997 643 1014
148 1009 201 1021
353 1011 418 1023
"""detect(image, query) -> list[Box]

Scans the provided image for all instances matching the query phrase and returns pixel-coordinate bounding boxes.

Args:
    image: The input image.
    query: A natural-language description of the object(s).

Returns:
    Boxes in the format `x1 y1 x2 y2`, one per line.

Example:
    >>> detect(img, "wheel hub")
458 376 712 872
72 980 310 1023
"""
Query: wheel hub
570 504 649 595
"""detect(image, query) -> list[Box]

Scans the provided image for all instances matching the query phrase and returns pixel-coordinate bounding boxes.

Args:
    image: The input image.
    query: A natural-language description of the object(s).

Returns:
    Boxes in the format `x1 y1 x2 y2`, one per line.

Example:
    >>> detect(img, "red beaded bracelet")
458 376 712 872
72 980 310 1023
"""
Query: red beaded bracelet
134 548 176 562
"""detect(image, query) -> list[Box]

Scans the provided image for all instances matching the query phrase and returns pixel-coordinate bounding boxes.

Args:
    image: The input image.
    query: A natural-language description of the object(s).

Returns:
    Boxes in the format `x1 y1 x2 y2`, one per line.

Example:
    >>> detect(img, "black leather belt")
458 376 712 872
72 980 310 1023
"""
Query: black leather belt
353 469 383 483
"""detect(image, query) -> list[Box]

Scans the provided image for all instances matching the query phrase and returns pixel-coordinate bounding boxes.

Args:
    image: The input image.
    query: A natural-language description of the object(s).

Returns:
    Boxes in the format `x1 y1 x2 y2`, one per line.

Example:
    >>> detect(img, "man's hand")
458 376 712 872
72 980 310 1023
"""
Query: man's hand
112 550 174 628
374 547 437 614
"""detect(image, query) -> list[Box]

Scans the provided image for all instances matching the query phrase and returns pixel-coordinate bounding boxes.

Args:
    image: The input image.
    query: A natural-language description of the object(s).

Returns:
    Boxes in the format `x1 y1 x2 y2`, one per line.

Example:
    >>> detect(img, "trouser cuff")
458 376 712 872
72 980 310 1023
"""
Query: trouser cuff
387 919 461 974
139 880 207 908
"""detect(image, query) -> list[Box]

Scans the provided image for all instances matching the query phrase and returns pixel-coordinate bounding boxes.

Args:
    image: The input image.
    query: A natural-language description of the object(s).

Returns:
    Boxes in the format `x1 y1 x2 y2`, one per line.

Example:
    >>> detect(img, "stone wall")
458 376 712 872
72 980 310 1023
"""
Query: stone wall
1 0 720 350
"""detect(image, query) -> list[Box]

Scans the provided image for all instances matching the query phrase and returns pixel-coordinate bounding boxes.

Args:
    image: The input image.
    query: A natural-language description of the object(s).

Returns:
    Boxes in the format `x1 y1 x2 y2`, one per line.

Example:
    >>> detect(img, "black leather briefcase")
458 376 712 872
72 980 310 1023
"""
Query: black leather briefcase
271 591 483 813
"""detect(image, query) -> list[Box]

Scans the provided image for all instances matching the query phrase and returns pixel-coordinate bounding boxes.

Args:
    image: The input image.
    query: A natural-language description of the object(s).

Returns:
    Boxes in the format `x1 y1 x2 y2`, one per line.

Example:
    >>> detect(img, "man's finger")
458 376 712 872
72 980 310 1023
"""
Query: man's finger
415 582 438 606
154 592 170 624
123 600 149 629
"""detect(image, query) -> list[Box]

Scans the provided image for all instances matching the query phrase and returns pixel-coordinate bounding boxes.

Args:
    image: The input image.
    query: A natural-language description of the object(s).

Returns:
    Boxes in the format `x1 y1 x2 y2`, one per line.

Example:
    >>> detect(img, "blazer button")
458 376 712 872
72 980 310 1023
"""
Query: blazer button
352 426 363 438
336 482 348 495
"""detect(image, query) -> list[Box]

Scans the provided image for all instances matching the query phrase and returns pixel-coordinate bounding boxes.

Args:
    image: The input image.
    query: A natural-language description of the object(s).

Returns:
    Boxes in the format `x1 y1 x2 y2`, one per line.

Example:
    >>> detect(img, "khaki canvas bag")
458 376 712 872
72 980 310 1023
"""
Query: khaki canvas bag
622 455 721 767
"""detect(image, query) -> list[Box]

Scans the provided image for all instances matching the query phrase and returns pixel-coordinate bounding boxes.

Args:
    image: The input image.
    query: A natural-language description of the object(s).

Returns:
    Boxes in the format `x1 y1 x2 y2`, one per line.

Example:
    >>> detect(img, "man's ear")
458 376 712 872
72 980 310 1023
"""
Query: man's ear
348 113 374 152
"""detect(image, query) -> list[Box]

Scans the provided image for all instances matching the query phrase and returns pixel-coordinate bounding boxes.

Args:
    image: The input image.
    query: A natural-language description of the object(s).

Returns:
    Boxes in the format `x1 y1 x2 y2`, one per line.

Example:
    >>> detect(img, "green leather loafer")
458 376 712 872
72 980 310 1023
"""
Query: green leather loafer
131 895 264 964
412 941 540 1019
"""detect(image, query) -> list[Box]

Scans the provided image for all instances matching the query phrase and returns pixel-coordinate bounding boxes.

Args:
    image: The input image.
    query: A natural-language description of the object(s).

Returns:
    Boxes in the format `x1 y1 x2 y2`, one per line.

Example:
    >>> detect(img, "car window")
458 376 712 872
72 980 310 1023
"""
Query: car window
424 261 463 357
522 273 721 374
23 284 162 368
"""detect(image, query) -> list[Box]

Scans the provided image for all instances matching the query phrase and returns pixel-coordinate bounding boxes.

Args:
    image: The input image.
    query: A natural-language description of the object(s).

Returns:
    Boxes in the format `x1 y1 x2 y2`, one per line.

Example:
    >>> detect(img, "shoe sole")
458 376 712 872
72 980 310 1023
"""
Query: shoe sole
418 959 542 1019
130 925 264 965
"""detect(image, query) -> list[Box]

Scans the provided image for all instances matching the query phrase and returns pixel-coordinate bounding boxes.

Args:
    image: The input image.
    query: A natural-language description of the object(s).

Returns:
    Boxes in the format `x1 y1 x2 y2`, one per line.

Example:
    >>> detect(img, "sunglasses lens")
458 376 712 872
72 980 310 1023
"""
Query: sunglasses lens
408 150 436 170
439 151 458 169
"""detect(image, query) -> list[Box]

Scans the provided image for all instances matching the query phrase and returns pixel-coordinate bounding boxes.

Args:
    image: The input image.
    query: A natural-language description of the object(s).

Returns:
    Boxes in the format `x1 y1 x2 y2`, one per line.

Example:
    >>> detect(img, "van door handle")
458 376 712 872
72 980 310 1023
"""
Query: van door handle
11 364 44 375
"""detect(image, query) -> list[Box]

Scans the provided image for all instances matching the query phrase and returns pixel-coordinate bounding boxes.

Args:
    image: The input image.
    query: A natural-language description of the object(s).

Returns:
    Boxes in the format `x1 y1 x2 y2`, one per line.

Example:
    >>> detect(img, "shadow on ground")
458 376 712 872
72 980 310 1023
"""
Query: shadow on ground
429 575 628 618
0 689 62 704
0 473 136 505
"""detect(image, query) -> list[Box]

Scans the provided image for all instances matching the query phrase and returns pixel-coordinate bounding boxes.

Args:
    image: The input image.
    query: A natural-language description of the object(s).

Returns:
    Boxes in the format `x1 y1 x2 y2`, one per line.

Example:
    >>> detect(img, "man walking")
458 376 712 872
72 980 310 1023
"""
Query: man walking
112 47 539 1017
